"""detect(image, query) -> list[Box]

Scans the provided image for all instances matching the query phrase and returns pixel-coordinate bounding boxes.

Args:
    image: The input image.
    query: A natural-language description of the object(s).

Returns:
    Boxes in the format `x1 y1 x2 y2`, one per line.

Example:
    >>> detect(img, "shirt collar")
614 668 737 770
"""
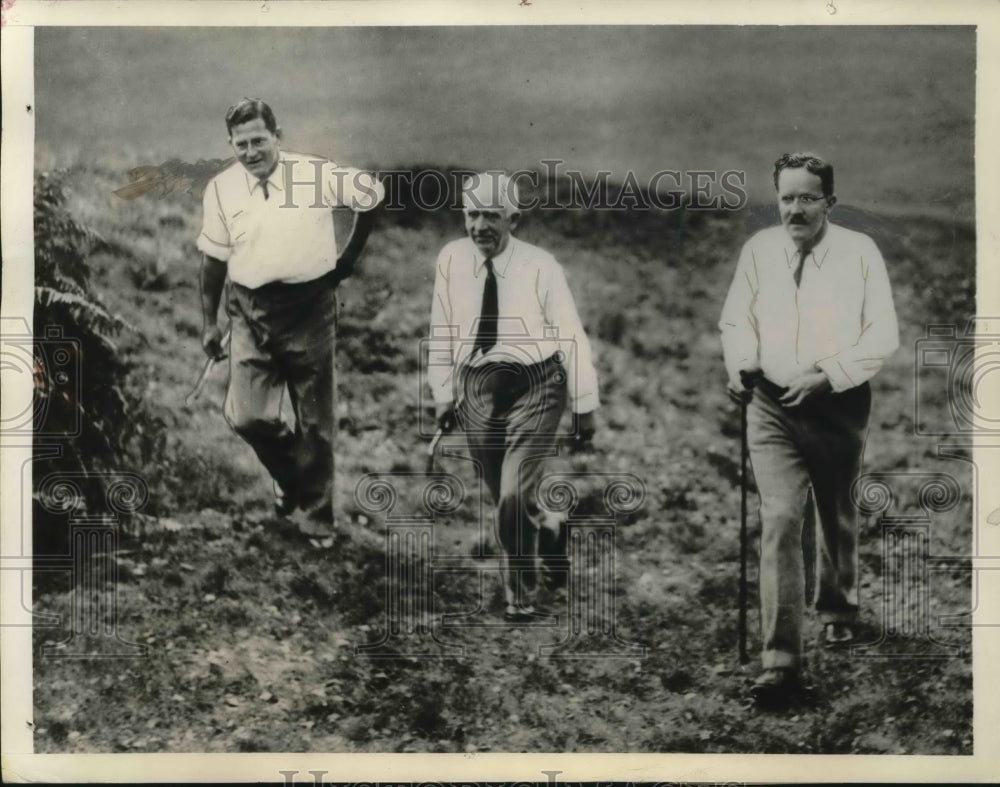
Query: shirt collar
473 236 517 278
243 154 286 197
784 221 834 270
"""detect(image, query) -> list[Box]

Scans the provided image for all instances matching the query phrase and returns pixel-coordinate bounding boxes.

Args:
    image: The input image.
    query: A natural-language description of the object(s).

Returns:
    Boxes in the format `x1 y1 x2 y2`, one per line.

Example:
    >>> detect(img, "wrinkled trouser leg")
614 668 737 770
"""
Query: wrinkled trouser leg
805 386 870 625
748 392 812 670
225 280 337 524
462 359 567 610
748 384 870 669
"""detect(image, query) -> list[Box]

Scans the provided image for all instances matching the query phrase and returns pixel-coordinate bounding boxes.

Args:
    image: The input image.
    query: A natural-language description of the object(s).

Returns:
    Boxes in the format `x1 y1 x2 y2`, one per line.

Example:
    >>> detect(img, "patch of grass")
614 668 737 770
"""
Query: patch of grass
30 158 973 755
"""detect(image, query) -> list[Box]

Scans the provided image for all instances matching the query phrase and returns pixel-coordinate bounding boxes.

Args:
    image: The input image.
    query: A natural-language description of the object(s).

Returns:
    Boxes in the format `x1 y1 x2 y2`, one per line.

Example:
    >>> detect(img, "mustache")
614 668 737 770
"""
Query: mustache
787 216 809 225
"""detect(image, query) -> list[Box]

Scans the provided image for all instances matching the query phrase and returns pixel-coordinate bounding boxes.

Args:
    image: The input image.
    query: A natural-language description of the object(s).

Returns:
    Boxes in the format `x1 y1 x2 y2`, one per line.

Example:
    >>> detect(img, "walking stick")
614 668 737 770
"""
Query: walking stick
739 393 750 664
736 369 759 665
425 427 444 473
185 325 231 406
425 398 460 474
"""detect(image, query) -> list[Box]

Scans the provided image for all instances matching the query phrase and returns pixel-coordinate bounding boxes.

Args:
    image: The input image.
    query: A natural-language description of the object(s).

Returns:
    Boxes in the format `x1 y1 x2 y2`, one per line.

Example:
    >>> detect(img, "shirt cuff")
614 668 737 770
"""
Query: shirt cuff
197 233 233 262
815 358 855 393
570 393 600 414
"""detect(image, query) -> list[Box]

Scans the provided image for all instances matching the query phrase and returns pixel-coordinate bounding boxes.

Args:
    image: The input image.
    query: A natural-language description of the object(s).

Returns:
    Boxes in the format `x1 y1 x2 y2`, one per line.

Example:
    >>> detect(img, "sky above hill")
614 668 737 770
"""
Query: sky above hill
34 25 974 217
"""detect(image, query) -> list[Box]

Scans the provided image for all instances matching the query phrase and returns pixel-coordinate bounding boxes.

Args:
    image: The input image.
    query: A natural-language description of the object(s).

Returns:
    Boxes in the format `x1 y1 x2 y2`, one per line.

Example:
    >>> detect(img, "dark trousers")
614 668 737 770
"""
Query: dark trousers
460 356 568 610
747 380 871 669
224 275 337 523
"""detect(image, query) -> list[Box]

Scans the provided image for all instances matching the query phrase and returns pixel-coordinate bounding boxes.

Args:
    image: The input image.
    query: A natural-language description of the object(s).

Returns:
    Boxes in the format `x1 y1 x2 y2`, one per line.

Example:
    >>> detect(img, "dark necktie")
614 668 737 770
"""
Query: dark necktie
474 257 498 355
261 180 270 201
793 249 807 287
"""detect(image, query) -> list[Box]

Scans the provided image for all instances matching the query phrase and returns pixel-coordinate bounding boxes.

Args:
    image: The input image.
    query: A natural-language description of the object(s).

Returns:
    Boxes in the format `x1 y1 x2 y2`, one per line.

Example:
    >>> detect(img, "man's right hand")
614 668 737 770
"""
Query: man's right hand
727 367 761 405
201 325 226 360
569 411 597 453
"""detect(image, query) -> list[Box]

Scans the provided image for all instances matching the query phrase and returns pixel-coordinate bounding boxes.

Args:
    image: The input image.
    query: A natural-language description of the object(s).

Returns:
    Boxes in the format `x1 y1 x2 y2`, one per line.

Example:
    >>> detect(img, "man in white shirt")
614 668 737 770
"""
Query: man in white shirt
720 152 899 706
198 98 384 538
428 172 599 621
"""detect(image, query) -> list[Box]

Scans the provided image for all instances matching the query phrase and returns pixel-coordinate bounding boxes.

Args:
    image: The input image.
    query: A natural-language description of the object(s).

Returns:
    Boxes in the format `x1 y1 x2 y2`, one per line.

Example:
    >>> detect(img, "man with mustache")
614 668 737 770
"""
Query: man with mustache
719 152 899 707
427 172 600 621
198 98 384 541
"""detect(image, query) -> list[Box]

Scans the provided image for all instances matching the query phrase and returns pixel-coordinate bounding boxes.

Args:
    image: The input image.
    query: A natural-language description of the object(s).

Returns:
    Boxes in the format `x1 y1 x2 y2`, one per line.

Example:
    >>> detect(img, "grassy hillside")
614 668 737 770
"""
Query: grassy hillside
30 160 974 754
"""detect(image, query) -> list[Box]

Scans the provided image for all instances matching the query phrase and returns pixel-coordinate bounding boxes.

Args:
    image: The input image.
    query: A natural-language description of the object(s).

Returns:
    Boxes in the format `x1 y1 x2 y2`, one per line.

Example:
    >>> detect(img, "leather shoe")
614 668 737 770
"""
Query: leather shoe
824 622 854 648
306 535 337 551
750 668 802 709
541 566 569 591
274 494 297 518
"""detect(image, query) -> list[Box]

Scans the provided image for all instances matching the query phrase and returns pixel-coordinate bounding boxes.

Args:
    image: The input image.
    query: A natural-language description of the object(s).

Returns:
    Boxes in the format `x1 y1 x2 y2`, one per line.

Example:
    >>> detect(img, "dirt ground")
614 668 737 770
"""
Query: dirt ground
29 162 974 755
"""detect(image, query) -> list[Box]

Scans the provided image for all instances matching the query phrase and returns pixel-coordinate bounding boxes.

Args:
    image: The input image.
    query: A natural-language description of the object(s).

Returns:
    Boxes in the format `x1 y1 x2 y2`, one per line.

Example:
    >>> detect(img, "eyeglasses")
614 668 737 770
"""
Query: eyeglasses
781 194 826 205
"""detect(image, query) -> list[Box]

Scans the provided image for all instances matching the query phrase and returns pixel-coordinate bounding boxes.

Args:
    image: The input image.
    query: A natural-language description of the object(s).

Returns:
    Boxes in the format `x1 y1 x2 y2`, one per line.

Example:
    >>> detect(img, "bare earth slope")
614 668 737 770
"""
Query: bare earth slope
32 164 973 754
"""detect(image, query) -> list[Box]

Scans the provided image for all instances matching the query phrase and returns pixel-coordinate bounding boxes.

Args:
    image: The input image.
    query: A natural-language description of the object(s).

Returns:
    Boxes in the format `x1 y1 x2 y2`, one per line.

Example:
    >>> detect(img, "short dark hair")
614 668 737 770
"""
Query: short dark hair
225 98 278 137
773 152 834 197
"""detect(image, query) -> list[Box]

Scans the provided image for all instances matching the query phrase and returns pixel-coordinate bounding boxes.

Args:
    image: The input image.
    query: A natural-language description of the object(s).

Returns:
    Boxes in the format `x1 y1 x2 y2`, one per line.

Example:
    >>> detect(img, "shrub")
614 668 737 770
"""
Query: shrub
33 172 168 533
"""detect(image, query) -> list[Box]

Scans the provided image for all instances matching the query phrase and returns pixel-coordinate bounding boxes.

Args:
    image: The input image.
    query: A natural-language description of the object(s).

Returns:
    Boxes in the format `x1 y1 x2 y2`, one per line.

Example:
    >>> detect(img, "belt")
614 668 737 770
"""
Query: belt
469 352 563 378
749 372 870 408
462 353 563 398
232 267 338 298
753 375 789 402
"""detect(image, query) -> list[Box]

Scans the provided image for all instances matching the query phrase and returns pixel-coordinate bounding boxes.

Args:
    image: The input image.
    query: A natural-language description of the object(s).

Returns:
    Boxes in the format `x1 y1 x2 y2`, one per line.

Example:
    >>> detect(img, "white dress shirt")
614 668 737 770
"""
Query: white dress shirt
197 151 384 289
428 236 600 413
719 222 899 392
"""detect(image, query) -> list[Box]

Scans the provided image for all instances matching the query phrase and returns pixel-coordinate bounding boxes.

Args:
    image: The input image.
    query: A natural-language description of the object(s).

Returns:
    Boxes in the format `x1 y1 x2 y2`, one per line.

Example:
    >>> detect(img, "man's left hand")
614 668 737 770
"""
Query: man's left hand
779 371 832 407
570 411 596 452
436 402 457 434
